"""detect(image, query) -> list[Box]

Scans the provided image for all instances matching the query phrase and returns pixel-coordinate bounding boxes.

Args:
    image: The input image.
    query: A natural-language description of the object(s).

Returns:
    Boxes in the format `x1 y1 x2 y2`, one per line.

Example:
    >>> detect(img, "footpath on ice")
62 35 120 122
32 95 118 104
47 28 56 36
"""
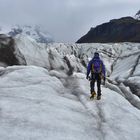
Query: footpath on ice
0 66 140 140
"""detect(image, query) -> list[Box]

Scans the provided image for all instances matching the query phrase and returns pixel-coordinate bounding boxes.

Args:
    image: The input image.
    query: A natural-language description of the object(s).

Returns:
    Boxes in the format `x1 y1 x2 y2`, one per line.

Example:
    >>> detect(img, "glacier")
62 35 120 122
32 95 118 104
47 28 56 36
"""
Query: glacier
0 35 140 140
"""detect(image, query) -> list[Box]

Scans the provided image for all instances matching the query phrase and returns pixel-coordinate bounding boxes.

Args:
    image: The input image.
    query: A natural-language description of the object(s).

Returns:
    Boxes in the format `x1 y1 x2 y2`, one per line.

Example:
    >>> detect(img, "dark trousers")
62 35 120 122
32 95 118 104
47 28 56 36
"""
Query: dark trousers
90 73 101 96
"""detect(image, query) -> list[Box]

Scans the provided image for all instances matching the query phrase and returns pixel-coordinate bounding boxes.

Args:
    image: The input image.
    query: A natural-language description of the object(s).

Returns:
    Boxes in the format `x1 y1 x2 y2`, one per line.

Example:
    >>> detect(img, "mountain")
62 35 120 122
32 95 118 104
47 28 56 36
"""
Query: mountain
0 35 140 139
77 12 140 43
0 25 54 43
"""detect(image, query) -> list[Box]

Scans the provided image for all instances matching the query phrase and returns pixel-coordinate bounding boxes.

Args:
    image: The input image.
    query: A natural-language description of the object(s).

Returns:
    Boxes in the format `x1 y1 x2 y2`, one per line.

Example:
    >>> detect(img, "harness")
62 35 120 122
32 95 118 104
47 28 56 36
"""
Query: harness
91 63 102 74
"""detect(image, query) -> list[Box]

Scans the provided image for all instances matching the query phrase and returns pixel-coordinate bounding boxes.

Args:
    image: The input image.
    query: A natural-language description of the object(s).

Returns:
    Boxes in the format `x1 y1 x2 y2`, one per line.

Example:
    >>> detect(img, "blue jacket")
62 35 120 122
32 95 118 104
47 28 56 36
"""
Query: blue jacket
87 56 106 78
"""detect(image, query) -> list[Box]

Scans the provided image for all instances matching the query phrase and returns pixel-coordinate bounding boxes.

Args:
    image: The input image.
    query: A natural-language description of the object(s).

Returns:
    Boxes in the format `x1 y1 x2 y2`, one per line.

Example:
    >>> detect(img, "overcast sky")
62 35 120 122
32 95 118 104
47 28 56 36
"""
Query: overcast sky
0 0 140 42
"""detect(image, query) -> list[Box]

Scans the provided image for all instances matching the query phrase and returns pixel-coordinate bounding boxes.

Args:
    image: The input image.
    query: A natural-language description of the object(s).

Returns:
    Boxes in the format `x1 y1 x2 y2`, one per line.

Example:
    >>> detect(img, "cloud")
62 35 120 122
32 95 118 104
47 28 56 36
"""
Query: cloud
0 0 140 42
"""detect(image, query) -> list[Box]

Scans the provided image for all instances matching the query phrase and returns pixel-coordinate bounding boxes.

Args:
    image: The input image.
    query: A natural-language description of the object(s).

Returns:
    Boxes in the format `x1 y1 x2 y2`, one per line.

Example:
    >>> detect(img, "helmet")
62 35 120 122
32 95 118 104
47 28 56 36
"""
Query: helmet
94 52 99 57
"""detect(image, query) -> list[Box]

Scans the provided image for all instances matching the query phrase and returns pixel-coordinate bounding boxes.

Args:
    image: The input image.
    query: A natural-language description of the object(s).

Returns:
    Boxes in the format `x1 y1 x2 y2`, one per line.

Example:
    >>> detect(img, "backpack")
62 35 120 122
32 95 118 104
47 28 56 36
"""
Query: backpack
91 59 102 73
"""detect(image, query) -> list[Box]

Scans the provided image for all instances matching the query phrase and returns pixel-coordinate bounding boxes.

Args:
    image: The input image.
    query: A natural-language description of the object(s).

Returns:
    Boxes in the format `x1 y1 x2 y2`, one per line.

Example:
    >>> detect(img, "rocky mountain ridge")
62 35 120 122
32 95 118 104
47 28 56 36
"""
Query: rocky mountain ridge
77 11 140 43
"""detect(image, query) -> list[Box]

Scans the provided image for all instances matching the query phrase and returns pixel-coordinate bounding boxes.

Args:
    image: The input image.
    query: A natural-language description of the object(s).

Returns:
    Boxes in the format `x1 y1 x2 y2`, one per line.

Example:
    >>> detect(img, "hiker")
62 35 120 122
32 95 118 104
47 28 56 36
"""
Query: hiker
86 52 106 100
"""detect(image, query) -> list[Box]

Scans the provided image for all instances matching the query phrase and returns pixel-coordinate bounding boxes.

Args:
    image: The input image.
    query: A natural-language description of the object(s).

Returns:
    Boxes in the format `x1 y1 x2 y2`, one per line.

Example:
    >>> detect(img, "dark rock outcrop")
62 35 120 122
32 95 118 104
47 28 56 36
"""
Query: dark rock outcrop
77 17 140 43
0 34 24 67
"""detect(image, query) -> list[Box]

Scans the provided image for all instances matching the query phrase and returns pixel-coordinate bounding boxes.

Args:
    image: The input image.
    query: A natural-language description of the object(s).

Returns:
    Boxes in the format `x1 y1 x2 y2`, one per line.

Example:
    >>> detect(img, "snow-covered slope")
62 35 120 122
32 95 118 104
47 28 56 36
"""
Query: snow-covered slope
0 25 54 43
0 66 140 140
0 35 140 140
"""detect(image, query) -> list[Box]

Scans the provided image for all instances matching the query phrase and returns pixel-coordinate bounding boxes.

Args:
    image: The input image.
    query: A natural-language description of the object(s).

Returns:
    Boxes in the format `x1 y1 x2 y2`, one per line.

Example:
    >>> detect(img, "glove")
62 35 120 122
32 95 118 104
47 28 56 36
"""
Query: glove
86 75 89 80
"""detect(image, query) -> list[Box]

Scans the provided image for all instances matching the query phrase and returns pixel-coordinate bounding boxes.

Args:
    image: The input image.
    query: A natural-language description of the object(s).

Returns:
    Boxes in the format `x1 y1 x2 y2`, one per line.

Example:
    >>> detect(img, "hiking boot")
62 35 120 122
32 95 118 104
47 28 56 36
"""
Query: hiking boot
90 91 96 99
97 95 101 100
